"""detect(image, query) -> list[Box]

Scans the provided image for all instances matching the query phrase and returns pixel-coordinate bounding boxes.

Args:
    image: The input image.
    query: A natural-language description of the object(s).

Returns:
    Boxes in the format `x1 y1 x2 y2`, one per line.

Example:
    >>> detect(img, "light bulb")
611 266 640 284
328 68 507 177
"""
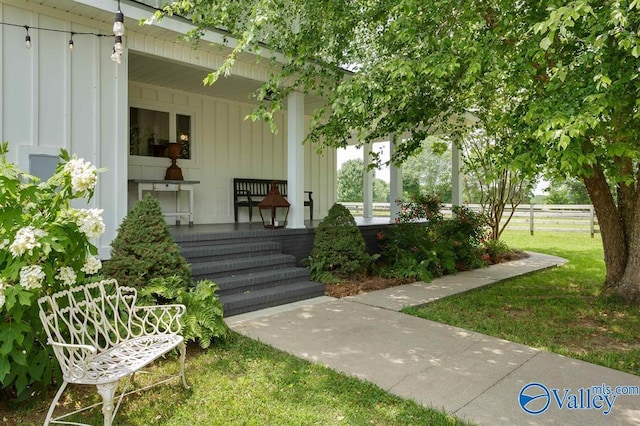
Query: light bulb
114 35 124 54
113 9 125 36
25 34 31 49
111 48 121 64
68 37 74 51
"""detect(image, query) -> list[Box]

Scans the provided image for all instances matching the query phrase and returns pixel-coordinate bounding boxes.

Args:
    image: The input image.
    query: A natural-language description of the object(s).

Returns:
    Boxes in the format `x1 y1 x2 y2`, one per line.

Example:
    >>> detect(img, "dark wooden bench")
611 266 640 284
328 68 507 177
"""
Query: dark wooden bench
233 178 313 223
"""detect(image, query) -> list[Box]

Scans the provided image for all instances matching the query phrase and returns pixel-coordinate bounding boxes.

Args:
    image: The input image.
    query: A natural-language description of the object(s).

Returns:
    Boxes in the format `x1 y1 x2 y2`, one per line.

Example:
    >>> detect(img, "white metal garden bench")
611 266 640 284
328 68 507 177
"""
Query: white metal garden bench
38 279 188 426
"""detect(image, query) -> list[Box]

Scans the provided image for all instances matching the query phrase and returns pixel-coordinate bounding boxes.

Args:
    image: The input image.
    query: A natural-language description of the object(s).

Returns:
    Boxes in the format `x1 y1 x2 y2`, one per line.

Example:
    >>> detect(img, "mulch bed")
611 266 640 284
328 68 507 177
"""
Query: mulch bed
324 250 529 298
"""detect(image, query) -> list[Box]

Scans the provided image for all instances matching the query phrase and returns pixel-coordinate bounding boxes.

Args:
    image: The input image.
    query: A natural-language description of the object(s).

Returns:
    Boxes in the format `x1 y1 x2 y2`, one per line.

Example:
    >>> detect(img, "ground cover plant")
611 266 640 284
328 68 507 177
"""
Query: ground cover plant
0 334 471 426
404 231 640 376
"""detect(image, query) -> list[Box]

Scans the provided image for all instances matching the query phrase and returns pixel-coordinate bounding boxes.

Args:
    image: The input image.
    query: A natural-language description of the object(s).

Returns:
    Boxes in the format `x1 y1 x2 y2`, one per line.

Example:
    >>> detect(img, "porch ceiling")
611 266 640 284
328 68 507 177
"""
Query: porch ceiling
129 52 327 115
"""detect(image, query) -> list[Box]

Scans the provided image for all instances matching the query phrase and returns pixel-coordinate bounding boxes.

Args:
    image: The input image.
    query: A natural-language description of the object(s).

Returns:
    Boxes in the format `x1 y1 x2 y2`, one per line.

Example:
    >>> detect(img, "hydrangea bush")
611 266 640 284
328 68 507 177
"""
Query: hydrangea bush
0 142 105 400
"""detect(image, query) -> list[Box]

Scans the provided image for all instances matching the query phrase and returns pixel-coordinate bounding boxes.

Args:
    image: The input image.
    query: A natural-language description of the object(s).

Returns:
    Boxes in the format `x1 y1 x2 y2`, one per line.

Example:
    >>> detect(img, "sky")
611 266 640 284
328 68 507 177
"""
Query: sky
337 142 391 182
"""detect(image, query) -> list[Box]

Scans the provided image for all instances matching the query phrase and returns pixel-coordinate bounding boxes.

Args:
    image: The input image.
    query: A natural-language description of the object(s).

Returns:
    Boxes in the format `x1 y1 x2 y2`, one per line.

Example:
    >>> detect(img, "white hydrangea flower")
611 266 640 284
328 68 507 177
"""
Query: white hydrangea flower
81 256 102 275
0 279 6 310
19 265 45 290
64 158 97 194
55 266 77 286
75 209 105 238
0 239 9 250
10 226 47 257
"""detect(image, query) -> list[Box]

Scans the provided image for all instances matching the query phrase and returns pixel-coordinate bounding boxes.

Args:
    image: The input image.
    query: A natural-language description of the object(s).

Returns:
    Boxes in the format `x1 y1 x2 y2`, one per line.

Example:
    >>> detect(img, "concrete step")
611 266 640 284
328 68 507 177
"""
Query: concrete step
215 267 310 295
181 241 281 262
191 253 296 280
221 281 326 317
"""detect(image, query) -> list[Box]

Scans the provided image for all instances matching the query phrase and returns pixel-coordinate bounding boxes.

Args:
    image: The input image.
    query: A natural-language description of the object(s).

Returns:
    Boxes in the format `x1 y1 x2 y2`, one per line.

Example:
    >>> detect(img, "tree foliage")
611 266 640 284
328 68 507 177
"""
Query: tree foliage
337 158 389 202
153 1 640 301
402 137 452 202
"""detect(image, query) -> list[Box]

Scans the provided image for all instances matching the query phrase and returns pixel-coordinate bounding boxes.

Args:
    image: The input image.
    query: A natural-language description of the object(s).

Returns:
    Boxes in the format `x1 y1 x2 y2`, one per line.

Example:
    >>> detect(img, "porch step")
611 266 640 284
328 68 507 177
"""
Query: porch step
191 254 296 280
181 241 281 262
215 267 310 294
219 281 325 317
178 233 325 316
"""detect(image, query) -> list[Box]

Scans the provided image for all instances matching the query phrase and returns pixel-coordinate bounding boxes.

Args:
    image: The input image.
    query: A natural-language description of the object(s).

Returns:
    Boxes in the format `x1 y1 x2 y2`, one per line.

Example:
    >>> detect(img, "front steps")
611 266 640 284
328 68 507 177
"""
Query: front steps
178 237 324 317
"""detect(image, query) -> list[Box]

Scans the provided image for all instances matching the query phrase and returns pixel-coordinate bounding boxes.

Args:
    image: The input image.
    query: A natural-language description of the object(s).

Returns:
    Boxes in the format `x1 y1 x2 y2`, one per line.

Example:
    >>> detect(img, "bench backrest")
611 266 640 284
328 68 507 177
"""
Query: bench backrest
38 279 147 352
233 179 287 200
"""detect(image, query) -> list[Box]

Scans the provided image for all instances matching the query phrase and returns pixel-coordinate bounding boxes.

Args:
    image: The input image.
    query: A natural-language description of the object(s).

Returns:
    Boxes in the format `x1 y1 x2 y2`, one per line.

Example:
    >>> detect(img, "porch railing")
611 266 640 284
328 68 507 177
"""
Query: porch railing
341 202 599 237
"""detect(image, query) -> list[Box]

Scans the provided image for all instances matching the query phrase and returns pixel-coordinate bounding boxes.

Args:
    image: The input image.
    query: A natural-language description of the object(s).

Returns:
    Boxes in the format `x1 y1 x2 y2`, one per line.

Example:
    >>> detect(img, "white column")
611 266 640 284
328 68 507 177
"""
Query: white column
389 137 403 223
363 143 373 218
451 142 463 206
286 91 305 228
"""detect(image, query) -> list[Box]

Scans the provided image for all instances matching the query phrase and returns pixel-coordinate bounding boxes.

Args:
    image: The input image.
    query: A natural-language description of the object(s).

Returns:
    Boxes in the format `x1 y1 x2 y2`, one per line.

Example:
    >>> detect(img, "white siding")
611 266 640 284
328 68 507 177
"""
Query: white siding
1 3 128 258
127 82 335 224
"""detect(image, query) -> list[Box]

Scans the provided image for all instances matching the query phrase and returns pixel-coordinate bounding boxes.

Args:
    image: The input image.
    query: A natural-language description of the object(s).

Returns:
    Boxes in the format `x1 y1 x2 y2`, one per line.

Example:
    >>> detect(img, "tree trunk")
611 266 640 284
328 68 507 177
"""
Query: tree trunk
582 166 628 293
615 169 640 302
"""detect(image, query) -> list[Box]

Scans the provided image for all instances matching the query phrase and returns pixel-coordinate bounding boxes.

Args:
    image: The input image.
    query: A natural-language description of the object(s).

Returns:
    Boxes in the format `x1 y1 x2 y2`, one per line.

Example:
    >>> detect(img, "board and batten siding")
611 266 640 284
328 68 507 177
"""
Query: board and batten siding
127 82 336 224
0 3 128 259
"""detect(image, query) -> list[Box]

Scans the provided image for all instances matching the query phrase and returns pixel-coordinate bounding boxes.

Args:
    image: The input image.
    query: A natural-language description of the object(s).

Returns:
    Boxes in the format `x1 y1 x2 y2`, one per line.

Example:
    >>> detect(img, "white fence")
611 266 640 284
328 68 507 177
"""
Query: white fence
341 202 599 237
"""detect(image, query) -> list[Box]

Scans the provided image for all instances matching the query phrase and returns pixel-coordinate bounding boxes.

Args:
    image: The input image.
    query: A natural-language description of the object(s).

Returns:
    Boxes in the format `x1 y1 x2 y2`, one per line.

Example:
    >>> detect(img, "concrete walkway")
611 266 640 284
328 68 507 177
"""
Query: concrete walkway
227 253 640 425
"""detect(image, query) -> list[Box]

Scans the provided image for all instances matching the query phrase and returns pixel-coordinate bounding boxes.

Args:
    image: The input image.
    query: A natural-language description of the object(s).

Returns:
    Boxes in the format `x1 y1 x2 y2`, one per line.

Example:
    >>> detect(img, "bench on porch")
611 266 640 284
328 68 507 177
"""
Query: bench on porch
233 178 313 223
38 279 188 426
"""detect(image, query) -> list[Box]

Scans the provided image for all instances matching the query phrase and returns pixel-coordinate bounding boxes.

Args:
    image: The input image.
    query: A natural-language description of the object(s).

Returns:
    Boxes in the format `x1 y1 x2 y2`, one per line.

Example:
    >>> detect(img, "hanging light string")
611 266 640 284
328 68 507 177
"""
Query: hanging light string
0 21 112 43
0 2 124 63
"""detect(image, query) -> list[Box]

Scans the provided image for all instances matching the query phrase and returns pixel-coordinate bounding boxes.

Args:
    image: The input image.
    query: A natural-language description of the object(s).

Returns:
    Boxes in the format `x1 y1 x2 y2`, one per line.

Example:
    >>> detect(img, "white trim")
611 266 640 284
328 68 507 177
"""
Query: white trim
286 91 305 228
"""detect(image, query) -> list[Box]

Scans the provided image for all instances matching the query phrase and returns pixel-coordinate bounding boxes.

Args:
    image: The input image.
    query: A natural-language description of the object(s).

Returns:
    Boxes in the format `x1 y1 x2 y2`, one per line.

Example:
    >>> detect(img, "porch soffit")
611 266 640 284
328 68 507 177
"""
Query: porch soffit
22 0 327 115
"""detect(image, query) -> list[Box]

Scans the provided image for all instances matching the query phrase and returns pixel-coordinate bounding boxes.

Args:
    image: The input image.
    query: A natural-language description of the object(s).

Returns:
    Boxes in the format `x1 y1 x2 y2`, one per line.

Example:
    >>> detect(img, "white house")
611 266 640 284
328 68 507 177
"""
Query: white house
0 0 338 258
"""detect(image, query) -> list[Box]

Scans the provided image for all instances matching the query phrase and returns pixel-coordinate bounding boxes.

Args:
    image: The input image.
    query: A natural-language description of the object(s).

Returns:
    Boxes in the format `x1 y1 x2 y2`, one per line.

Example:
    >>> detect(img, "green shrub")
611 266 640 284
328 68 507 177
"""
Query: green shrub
102 194 192 288
378 193 489 279
307 203 371 282
139 276 230 348
0 143 105 401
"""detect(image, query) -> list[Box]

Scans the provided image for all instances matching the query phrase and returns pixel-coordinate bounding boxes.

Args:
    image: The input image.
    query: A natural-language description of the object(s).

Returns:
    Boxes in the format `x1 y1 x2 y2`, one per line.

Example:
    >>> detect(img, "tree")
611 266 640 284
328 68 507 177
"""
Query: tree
153 1 640 301
337 159 364 202
544 177 591 205
402 137 452 201
462 130 536 240
337 158 390 202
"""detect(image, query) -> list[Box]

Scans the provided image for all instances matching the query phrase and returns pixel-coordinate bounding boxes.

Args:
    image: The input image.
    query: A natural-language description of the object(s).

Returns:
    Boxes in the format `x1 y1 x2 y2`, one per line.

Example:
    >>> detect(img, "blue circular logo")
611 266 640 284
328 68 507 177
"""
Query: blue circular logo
519 382 551 415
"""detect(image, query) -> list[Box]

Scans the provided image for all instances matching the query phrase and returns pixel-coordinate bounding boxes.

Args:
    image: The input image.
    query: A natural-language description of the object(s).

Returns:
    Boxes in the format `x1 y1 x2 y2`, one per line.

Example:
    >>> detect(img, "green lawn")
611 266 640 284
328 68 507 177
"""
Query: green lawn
404 230 640 376
2 335 469 426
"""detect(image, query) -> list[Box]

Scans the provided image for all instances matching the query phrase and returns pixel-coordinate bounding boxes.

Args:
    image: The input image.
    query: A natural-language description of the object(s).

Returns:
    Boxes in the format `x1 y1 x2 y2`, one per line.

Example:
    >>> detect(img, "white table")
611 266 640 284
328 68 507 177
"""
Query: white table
129 179 199 226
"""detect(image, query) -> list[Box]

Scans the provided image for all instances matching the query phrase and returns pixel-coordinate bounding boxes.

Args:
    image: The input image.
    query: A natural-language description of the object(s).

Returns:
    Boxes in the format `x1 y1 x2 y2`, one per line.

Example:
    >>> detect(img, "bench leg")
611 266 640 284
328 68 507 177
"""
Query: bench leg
179 341 189 389
97 381 120 426
44 380 68 425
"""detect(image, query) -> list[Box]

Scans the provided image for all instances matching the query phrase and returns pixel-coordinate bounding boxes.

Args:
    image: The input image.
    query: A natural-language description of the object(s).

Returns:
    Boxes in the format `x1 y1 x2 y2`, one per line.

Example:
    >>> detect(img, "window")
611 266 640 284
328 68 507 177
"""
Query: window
129 107 191 159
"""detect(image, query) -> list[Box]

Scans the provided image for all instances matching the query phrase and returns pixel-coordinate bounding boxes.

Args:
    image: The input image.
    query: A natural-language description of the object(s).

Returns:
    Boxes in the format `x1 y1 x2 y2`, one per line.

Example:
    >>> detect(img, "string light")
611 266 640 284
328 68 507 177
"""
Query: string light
113 0 125 37
1 22 110 49
24 26 31 49
68 32 75 51
111 0 125 63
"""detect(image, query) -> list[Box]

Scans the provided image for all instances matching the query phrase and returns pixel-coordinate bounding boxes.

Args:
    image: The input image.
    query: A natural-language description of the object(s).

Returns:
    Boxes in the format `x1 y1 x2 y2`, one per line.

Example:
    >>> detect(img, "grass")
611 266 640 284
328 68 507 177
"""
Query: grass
403 230 640 376
1 334 470 426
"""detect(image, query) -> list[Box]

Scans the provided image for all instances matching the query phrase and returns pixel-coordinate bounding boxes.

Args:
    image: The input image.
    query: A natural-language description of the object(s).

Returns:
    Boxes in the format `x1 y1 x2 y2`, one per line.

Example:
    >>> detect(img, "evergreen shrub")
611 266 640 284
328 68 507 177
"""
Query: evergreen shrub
307 203 371 283
102 194 192 288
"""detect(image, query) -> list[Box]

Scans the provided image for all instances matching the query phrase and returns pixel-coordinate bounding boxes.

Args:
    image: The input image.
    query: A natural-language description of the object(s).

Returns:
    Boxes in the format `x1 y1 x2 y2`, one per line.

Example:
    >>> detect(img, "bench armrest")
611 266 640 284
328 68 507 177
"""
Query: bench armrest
134 304 186 335
47 340 97 380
